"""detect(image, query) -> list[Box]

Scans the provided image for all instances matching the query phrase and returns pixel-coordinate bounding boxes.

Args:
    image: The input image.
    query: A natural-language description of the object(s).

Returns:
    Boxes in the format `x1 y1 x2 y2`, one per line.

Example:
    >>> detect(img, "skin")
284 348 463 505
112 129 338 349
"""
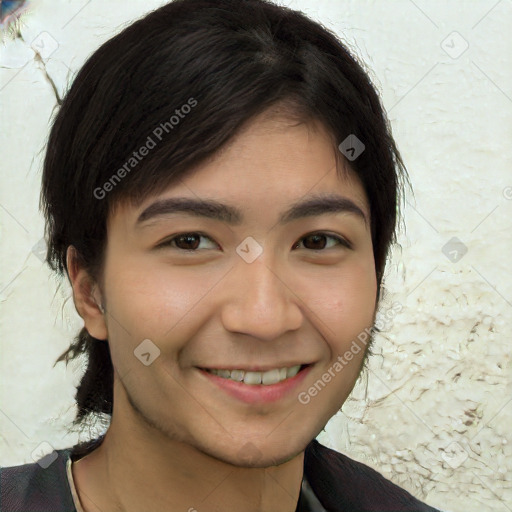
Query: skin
68 109 378 512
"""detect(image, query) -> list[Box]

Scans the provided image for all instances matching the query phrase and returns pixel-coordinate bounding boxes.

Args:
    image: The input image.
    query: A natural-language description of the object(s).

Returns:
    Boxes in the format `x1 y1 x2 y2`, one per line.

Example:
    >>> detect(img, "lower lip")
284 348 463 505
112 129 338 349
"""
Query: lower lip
198 365 312 404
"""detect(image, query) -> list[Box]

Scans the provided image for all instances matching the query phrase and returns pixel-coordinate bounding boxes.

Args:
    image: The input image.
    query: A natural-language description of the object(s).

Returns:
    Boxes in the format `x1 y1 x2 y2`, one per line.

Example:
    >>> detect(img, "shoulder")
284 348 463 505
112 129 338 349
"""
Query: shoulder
0 448 76 512
304 439 442 512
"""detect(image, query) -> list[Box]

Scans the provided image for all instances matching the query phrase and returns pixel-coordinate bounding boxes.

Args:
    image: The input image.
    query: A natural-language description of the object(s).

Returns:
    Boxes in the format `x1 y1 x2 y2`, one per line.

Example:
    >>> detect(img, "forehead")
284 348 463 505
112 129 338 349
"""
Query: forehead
112 114 369 225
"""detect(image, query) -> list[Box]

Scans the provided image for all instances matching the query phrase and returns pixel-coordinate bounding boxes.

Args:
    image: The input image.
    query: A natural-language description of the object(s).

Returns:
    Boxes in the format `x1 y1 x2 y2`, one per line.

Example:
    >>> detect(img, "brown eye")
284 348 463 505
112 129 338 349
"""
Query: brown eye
174 234 201 250
158 232 217 251
293 232 351 251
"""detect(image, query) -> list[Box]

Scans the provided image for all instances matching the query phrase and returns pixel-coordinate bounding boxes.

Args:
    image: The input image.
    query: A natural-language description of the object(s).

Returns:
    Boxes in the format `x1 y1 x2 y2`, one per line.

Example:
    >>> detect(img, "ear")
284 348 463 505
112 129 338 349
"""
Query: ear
66 246 108 340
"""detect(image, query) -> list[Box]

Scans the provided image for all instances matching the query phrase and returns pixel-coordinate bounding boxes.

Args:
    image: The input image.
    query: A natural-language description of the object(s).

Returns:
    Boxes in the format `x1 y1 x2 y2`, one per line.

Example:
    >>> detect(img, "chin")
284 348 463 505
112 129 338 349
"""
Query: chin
223 434 310 468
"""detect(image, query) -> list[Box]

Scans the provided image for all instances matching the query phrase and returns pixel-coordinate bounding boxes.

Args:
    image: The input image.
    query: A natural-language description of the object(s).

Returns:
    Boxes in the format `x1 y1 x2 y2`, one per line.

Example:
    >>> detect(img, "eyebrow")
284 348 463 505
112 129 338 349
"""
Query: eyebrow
136 193 368 227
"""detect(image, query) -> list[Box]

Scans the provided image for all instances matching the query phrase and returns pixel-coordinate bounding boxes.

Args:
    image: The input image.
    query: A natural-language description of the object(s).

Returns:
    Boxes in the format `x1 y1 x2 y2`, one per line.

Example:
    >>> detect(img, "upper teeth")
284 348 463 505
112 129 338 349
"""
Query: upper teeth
206 365 302 385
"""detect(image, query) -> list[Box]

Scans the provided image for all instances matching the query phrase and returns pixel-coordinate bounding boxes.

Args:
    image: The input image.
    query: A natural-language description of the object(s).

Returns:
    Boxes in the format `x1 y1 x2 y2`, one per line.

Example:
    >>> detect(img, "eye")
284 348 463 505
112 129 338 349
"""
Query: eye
157 231 351 252
157 232 218 251
293 232 351 251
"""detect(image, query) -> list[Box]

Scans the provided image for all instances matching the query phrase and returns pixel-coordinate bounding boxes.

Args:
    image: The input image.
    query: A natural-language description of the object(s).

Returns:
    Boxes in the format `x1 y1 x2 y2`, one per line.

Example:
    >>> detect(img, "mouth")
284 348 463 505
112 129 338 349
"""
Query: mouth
197 363 313 404
199 364 310 386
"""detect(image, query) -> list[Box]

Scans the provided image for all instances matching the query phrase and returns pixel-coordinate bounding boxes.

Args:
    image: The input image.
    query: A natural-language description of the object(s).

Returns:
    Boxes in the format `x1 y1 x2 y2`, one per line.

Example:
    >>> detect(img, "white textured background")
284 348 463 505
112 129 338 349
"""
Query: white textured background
1 1 511 511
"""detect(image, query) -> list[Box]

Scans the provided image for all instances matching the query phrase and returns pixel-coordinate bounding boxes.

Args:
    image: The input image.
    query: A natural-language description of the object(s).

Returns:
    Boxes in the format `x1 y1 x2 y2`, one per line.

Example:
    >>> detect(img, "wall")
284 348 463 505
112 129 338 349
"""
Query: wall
1 1 511 511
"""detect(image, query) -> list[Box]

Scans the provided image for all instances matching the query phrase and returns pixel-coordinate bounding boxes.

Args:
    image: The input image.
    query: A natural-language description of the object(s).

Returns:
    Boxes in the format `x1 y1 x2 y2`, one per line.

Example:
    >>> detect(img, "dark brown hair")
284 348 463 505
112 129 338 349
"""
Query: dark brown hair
42 0 409 432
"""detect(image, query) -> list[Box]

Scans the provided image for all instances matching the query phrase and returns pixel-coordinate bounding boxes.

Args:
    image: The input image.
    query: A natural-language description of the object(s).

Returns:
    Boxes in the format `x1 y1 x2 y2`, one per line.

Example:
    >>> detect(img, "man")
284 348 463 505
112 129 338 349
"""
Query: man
1 1 441 510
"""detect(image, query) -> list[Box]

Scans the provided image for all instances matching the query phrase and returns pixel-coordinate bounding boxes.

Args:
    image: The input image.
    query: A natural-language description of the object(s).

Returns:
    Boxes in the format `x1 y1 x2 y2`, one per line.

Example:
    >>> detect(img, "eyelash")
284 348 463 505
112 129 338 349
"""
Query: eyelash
157 231 352 252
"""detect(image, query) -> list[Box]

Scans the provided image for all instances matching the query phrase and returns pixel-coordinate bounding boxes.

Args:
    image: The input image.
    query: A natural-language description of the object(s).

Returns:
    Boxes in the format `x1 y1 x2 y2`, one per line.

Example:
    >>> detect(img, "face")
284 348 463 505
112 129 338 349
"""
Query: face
89 112 377 467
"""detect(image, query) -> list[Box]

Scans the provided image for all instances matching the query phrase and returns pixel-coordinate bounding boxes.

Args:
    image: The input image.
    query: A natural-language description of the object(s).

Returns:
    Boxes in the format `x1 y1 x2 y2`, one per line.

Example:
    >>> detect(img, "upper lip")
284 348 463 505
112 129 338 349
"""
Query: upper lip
199 363 311 372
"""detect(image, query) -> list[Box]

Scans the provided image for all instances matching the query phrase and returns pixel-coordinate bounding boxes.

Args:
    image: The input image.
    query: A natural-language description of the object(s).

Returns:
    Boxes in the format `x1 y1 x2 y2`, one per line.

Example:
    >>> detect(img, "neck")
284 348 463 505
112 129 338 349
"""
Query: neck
72 385 305 512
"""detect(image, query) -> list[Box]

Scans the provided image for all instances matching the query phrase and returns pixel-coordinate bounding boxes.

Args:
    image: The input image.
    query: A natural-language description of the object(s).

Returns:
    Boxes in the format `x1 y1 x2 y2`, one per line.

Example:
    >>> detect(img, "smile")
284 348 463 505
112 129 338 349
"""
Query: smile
199 364 313 404
204 365 305 385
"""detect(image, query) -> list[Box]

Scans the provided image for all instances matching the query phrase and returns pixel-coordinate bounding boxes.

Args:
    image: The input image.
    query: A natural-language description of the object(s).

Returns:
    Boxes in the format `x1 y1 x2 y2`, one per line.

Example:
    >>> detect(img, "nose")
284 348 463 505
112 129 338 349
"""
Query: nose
220 255 303 341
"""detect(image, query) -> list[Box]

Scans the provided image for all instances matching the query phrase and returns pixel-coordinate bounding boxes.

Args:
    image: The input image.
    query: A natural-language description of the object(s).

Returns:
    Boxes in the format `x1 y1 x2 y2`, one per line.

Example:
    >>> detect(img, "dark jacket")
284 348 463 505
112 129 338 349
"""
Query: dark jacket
1 436 441 511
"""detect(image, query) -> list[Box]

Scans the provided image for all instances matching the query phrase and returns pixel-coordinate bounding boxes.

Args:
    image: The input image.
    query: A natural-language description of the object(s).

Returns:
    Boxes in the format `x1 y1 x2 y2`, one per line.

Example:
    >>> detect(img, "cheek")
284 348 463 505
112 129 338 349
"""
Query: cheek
103 254 217 341
340 257 376 319
309 256 377 349
294 258 377 425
